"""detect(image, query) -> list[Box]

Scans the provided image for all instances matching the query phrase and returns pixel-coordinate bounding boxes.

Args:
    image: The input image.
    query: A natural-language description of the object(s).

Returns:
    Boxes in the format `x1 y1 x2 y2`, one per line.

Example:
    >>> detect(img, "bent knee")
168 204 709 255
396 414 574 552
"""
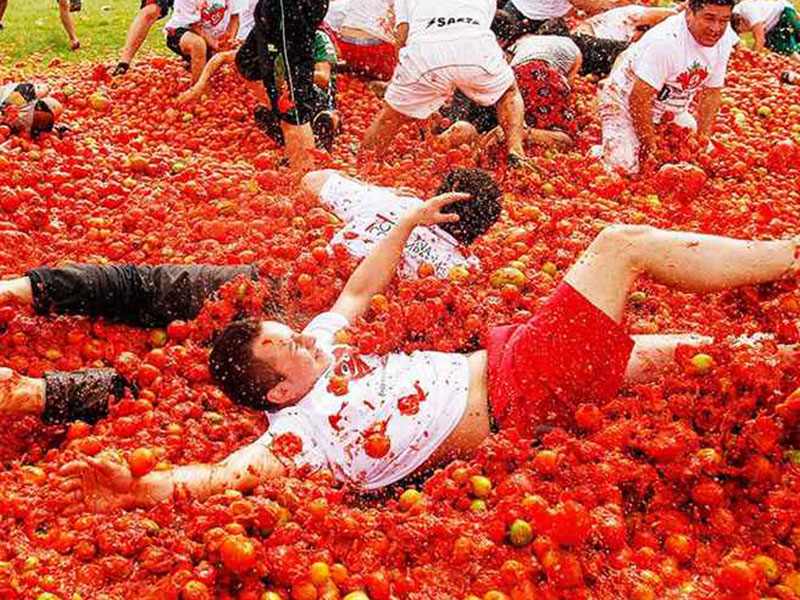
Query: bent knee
592 224 656 261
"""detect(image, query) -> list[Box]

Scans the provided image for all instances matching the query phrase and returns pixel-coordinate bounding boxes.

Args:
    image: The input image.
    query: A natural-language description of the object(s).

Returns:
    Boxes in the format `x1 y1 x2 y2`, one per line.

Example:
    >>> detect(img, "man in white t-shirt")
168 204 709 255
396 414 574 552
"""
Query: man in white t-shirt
598 0 739 175
302 168 501 279
731 0 799 62
361 0 529 166
575 5 677 42
61 203 800 508
165 0 247 83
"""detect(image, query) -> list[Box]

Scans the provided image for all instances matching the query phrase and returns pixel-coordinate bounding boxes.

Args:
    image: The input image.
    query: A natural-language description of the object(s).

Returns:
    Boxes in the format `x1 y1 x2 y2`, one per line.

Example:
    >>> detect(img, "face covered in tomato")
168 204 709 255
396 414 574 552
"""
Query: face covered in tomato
251 321 331 406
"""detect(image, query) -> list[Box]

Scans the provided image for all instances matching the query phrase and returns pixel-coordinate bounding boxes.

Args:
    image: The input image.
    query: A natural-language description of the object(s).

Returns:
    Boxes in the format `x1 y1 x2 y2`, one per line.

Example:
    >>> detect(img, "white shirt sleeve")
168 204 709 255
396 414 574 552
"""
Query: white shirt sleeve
394 0 409 24
259 412 328 471
631 40 672 91
706 30 738 88
165 0 201 30
302 312 350 352
229 0 248 16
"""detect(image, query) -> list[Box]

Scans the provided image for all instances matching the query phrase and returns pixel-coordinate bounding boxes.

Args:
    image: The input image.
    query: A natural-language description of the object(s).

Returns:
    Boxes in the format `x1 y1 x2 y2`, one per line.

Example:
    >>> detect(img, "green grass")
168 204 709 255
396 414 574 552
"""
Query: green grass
0 0 168 65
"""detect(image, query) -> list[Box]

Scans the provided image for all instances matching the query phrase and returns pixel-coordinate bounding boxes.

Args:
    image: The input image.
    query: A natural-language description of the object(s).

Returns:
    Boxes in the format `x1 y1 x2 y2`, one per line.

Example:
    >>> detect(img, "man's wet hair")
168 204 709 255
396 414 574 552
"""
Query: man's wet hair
435 168 502 245
491 10 520 45
209 318 284 409
688 0 734 12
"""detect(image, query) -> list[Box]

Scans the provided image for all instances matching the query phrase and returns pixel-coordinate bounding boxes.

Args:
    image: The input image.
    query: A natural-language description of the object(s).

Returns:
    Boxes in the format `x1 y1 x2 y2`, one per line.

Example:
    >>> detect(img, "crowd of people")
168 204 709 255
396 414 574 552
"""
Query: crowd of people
0 0 800 510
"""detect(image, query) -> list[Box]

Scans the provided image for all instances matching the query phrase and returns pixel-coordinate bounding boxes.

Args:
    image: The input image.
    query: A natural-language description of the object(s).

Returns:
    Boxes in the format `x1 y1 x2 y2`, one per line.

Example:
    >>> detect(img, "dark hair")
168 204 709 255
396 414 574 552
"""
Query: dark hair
491 10 519 45
730 14 745 32
209 318 284 409
688 0 734 12
31 101 55 137
435 169 502 245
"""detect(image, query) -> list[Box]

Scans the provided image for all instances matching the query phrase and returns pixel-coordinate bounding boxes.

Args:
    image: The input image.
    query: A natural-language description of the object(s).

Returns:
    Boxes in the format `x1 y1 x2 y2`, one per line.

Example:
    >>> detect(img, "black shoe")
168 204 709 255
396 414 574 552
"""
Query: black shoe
312 110 337 152
41 369 134 425
113 62 129 77
254 105 285 146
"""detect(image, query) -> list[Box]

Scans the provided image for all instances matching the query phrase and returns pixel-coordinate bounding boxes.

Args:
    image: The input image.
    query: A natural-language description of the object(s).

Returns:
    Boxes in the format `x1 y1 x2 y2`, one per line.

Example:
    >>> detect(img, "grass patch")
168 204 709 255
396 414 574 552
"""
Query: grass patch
0 0 168 66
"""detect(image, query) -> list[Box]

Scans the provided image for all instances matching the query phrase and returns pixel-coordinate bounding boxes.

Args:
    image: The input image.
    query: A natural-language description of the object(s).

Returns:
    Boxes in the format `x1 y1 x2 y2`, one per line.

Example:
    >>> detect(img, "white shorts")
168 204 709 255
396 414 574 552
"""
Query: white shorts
385 33 515 119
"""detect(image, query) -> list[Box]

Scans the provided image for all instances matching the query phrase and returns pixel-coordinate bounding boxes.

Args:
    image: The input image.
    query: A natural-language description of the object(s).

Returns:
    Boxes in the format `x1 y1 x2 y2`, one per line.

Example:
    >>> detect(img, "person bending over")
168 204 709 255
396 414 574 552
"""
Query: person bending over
597 0 739 175
115 0 176 76
0 170 499 425
61 208 800 510
0 82 64 138
732 0 800 64
323 0 398 81
164 0 247 84
435 34 579 152
361 0 528 167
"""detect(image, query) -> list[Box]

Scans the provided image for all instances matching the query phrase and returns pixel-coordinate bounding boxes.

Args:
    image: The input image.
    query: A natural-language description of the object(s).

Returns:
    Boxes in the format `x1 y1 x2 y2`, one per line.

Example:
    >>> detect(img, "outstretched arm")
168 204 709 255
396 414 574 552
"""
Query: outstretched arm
59 433 285 511
751 23 766 52
330 193 468 321
696 87 722 138
177 50 237 104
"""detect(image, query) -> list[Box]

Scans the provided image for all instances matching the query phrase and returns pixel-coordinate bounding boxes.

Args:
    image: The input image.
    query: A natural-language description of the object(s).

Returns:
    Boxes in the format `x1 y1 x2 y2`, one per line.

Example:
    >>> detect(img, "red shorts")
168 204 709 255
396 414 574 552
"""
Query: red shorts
488 283 634 436
514 59 577 136
333 33 397 81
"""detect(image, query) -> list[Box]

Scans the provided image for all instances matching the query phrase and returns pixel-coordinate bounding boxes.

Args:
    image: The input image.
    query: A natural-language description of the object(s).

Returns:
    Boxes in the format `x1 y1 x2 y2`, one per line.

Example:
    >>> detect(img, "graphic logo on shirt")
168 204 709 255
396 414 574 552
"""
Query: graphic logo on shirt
332 347 374 380
200 0 227 27
426 16 480 29
675 61 709 91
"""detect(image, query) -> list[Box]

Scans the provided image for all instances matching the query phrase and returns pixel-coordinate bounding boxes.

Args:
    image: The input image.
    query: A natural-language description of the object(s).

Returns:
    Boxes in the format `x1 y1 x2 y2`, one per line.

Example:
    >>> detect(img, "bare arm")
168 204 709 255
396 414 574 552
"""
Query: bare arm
60 435 285 511
751 23 766 52
314 61 332 89
629 77 658 158
569 51 582 82
395 22 409 48
223 13 240 45
331 193 468 322
695 87 722 138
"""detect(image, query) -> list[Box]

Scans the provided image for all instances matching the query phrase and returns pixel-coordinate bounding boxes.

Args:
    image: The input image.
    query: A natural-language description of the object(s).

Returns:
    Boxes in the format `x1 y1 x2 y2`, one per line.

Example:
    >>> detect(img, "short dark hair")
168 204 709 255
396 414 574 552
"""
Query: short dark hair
491 10 519 44
730 14 745 32
209 318 284 409
688 0 734 12
435 168 502 244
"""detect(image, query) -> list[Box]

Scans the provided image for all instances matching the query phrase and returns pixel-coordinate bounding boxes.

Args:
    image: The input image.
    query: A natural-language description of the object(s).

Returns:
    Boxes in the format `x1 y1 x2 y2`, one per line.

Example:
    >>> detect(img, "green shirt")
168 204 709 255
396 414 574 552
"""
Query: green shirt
275 30 338 93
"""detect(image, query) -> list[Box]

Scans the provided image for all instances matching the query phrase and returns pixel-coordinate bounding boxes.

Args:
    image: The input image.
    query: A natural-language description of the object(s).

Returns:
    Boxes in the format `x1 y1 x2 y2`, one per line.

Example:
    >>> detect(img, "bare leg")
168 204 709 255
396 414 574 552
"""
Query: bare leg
58 0 80 50
0 368 46 416
564 224 798 322
436 121 479 150
361 102 413 154
625 334 713 384
118 3 161 66
179 31 209 84
281 122 316 172
495 83 525 157
177 50 236 104
245 80 269 105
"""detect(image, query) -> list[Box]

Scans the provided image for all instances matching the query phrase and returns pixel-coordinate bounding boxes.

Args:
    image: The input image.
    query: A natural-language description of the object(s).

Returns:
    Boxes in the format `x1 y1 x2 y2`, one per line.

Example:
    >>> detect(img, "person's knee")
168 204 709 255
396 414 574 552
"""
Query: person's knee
140 4 161 25
182 35 206 59
593 224 655 265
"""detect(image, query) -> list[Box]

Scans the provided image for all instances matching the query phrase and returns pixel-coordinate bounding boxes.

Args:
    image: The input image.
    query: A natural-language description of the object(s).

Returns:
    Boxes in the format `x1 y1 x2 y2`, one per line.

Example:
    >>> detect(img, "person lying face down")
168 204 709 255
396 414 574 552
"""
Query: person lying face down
60 202 800 511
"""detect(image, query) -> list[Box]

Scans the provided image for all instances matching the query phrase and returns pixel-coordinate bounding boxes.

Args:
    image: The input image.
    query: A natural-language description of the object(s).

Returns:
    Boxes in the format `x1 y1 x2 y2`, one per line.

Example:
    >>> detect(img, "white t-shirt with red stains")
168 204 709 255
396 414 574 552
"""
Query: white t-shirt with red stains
320 172 480 280
166 0 248 39
603 13 738 122
260 312 470 490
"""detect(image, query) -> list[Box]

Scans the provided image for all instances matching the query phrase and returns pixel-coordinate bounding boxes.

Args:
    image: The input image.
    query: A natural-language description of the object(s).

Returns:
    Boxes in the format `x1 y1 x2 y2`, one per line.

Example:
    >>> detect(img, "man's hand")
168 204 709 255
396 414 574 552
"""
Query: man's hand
59 451 141 513
407 192 469 227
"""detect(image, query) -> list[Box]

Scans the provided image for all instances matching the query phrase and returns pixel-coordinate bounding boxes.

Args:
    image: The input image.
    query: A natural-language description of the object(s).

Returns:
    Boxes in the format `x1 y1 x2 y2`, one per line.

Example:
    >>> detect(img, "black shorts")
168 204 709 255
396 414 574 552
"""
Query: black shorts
440 91 498 135
571 34 629 77
239 0 330 125
141 0 173 20
27 264 261 328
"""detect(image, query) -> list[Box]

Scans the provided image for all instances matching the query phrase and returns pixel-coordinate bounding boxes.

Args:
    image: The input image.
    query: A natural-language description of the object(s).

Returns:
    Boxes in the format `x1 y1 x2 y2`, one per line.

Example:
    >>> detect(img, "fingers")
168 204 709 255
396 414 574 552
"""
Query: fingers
87 456 120 478
433 213 461 224
431 192 471 207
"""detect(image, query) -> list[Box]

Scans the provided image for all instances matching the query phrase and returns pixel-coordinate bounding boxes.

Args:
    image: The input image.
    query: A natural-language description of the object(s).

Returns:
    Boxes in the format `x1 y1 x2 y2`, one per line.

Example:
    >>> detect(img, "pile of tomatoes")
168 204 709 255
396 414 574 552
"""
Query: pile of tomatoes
0 43 799 599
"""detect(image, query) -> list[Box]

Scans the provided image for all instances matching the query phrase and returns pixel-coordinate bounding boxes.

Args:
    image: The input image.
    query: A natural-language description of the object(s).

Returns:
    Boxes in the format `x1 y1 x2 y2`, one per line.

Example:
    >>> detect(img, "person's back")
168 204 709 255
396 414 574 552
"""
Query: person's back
397 0 496 45
341 0 395 43
733 0 791 32
510 34 581 76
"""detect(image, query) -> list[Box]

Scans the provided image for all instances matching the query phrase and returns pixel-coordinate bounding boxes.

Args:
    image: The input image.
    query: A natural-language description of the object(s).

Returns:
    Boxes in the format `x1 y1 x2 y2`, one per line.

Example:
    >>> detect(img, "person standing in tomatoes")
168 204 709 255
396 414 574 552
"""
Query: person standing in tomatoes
234 0 331 170
114 1 176 76
597 0 740 175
